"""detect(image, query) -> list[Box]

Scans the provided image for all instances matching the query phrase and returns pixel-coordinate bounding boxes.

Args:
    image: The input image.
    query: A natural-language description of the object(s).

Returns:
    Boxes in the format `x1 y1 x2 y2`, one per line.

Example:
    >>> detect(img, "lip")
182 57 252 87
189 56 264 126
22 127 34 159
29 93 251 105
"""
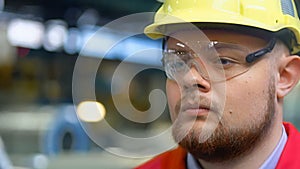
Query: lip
183 107 210 117
181 104 211 117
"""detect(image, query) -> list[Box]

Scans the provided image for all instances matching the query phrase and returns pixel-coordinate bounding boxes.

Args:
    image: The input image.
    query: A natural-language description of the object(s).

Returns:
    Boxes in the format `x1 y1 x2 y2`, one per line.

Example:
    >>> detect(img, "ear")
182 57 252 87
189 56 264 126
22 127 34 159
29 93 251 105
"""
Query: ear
277 55 300 98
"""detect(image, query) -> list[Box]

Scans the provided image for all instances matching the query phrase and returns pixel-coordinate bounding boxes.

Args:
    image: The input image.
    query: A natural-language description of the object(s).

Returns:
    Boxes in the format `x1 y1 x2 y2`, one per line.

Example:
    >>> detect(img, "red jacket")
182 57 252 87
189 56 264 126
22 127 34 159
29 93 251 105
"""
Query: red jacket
135 122 300 169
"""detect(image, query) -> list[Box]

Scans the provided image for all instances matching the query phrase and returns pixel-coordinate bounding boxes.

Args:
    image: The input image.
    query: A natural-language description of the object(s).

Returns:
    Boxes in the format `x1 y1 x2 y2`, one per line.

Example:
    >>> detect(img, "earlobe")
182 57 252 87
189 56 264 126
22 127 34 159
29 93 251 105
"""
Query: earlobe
277 55 300 98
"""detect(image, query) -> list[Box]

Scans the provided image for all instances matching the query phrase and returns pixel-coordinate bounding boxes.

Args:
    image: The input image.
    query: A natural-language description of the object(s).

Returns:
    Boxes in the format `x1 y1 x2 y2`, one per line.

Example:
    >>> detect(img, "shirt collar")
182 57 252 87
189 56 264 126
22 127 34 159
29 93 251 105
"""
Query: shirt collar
259 125 287 169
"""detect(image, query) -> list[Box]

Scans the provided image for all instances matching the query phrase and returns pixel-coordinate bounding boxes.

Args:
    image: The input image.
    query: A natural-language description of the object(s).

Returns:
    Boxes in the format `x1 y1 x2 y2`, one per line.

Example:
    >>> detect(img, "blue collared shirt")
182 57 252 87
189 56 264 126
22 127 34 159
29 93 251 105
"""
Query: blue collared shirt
187 125 287 169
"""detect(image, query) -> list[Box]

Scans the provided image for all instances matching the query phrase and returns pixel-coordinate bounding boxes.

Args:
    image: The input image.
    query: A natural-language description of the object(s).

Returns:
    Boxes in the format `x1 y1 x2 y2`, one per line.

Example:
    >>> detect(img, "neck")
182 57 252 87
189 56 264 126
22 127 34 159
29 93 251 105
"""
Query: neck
198 113 283 169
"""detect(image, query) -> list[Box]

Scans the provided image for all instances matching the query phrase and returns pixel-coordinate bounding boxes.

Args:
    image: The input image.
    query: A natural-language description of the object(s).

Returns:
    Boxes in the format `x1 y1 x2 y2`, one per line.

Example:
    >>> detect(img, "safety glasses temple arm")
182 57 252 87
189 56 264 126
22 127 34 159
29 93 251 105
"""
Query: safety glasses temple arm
246 38 276 63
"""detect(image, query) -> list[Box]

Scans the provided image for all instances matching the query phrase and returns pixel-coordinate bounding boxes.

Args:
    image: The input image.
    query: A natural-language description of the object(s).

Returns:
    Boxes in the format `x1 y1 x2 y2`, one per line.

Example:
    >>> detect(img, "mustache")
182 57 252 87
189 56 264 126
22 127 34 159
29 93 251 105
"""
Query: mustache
175 90 221 116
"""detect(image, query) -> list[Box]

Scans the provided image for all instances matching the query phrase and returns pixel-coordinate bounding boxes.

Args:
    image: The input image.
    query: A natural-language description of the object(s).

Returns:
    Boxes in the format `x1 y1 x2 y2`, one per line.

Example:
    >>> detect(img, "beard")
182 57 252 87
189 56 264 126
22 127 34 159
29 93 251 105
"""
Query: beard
171 77 276 162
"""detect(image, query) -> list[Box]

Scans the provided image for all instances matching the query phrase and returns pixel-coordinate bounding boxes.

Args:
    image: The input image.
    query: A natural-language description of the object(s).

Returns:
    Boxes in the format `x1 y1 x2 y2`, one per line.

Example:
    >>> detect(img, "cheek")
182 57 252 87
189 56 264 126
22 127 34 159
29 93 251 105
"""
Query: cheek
224 70 270 125
166 80 181 120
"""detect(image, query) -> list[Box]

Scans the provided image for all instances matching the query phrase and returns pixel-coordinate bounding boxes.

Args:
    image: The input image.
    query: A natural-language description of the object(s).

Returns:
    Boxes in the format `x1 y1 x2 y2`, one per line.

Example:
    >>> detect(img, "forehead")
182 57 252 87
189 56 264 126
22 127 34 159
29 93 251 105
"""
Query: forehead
167 29 268 50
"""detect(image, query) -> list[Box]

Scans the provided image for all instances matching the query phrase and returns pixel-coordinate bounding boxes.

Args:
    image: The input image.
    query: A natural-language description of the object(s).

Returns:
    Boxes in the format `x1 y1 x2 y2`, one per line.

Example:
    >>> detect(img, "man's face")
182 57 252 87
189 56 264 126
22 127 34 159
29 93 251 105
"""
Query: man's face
166 29 277 162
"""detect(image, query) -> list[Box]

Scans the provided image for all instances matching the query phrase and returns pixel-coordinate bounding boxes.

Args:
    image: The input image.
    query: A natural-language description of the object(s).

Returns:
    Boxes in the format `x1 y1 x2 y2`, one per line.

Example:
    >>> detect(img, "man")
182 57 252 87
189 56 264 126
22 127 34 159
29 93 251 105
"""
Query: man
136 0 300 169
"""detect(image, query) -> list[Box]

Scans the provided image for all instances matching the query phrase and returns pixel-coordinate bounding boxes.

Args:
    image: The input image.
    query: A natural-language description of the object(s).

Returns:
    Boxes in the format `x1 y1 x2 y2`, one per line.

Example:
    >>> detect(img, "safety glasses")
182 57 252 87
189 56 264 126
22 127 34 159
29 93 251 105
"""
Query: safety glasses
162 38 276 82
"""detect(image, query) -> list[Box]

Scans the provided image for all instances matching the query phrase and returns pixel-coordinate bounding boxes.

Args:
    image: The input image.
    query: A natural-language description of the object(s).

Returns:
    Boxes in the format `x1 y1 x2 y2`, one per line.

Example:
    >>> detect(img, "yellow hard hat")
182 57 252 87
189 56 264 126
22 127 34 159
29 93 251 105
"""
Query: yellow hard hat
145 0 300 54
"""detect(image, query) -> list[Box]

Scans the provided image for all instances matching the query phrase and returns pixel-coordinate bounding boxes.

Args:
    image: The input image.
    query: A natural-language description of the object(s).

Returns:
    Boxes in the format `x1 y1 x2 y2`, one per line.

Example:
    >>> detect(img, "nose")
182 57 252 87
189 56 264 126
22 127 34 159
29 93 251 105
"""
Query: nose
182 64 211 92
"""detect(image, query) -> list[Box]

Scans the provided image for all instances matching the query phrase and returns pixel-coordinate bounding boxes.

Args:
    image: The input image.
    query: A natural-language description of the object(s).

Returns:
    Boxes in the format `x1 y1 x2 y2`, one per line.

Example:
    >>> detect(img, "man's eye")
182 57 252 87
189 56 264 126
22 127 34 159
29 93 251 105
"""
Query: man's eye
220 58 233 65
168 50 192 62
175 51 187 56
213 57 237 69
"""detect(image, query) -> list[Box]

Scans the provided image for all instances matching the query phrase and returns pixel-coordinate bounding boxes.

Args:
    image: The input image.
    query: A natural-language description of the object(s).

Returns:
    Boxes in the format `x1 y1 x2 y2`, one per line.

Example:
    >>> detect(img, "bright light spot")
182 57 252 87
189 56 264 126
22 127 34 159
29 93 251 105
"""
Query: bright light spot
7 19 44 49
64 27 81 54
80 26 119 59
32 154 48 169
77 101 106 122
44 20 67 51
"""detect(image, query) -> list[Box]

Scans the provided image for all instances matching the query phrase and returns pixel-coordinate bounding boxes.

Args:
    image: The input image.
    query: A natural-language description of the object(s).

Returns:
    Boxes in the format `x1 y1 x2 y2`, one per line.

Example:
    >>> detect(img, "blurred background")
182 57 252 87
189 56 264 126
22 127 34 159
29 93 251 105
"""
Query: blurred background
0 0 299 169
